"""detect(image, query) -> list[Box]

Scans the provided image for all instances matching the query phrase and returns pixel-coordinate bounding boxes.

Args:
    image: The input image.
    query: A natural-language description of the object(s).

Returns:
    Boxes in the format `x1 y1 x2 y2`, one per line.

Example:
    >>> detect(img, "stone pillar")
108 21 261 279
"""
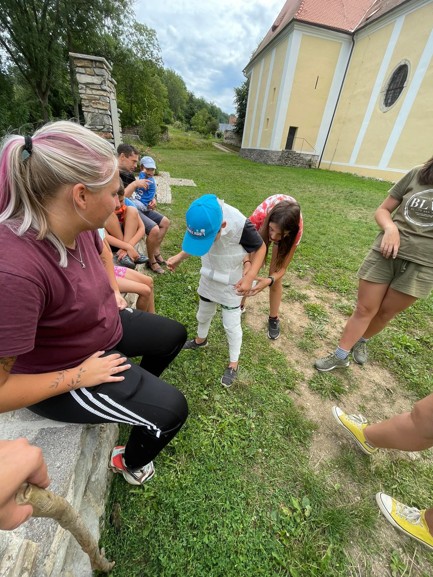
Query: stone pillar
69 52 122 147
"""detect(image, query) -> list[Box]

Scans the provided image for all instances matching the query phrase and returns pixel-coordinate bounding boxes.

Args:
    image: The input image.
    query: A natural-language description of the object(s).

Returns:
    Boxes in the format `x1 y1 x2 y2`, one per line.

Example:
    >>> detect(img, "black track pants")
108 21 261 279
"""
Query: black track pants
30 308 188 469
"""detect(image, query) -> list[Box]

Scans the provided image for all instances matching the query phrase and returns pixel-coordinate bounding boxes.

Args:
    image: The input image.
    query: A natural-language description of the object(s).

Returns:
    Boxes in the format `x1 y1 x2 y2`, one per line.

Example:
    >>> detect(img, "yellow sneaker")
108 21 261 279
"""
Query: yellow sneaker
332 406 377 455
376 493 433 551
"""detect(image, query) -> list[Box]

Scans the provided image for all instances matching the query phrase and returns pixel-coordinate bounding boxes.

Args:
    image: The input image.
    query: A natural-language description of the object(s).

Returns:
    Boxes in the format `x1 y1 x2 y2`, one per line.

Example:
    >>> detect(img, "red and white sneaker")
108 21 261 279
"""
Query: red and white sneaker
109 446 155 486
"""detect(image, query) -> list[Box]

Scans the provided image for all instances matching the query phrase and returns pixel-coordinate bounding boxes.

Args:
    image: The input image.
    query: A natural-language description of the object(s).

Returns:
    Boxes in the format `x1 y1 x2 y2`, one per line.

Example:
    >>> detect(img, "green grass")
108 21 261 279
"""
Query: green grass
99 130 433 577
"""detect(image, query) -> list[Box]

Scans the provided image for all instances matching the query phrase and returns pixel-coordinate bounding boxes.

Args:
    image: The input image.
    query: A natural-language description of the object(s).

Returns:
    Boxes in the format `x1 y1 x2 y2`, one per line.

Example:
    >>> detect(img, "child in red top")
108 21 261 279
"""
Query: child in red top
243 194 303 340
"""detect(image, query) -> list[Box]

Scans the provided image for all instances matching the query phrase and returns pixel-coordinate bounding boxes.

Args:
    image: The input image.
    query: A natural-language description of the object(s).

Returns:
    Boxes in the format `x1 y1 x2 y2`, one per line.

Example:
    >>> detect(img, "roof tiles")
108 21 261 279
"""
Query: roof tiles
249 0 390 64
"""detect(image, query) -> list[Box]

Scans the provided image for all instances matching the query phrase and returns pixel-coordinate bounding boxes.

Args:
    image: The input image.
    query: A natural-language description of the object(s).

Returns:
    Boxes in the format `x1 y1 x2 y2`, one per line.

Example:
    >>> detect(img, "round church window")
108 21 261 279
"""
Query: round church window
382 62 409 110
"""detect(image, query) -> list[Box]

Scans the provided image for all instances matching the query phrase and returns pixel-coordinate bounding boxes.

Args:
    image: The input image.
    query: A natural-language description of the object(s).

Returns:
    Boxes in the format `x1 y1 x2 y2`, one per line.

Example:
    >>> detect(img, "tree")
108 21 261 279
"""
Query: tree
0 0 64 121
0 0 133 122
0 62 38 134
191 108 218 136
162 69 188 122
233 78 249 135
111 21 170 137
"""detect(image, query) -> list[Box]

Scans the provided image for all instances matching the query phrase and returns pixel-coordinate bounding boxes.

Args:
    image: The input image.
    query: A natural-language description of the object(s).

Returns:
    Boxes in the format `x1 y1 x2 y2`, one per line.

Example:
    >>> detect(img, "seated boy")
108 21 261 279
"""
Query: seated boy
130 156 170 275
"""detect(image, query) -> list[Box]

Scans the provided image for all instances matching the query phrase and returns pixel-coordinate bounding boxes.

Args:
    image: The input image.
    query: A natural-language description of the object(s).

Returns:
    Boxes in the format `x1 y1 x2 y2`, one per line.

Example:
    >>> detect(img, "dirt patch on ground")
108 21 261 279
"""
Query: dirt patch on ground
243 272 431 576
244 273 413 463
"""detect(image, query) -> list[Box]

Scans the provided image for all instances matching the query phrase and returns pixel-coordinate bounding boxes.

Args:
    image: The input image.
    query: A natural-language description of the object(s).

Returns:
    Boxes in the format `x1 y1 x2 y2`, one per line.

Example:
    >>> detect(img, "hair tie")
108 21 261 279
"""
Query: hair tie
22 135 33 161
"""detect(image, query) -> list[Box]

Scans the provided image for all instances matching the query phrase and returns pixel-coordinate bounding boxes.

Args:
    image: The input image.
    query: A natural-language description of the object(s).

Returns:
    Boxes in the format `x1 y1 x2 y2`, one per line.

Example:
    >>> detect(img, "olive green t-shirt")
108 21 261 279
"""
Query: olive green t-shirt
372 166 433 267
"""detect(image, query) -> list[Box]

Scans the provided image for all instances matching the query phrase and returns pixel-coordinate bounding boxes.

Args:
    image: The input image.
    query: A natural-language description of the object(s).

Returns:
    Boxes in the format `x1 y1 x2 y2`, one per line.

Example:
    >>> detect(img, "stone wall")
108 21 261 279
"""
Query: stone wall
69 52 121 147
240 148 319 169
223 130 242 147
0 410 118 577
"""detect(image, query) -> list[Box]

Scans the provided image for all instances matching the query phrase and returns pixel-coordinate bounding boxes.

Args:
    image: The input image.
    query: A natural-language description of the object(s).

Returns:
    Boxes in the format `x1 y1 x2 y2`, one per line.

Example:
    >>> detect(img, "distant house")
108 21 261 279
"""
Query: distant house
241 0 433 181
218 123 235 132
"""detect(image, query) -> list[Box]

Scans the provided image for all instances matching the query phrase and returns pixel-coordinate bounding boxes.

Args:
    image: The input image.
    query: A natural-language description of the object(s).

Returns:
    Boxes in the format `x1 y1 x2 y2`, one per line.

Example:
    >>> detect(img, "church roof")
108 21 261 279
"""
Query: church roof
248 0 409 67
358 0 412 28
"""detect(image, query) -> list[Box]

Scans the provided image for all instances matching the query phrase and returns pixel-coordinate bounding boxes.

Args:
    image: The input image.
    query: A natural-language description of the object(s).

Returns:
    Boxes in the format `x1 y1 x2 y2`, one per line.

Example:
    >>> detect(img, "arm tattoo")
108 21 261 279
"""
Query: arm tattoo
50 370 68 390
70 367 86 390
49 367 86 391
0 357 16 373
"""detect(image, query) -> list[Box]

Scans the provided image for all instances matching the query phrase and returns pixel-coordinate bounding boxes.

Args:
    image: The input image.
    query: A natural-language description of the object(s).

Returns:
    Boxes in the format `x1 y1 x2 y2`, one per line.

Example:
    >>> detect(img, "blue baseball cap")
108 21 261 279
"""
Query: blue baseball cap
182 194 223 256
140 156 156 169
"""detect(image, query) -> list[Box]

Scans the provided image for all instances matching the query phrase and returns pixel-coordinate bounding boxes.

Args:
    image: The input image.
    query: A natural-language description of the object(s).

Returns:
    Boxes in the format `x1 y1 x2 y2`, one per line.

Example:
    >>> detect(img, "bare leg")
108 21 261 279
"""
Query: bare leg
338 280 390 350
365 393 433 451
426 510 433 534
105 214 125 242
123 208 145 249
363 287 417 339
153 217 170 264
157 216 170 244
269 244 287 317
117 270 154 313
146 226 160 263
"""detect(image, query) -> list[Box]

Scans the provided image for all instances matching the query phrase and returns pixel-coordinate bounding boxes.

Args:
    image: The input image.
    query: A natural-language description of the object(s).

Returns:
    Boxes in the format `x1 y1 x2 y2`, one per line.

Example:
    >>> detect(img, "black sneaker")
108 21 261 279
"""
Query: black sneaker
268 317 280 340
221 366 238 388
134 254 149 265
182 338 208 350
117 255 136 269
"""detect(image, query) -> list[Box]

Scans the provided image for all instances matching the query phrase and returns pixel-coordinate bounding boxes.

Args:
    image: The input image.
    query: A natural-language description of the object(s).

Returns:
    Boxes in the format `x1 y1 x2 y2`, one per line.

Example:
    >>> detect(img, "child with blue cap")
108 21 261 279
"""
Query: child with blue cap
167 194 266 387
131 155 170 274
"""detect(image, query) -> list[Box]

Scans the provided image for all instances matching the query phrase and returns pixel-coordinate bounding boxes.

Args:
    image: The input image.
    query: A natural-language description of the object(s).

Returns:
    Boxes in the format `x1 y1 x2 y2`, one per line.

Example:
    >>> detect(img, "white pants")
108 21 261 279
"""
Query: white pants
196 298 242 363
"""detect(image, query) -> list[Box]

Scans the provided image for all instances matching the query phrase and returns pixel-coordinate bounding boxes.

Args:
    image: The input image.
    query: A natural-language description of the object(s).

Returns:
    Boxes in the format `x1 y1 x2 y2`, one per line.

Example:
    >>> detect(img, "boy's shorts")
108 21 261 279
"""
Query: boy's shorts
134 201 165 235
357 249 433 298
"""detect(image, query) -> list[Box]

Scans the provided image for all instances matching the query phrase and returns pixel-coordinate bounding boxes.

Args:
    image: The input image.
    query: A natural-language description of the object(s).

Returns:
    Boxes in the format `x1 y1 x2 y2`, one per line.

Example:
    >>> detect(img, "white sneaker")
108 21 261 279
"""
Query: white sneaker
110 446 155 485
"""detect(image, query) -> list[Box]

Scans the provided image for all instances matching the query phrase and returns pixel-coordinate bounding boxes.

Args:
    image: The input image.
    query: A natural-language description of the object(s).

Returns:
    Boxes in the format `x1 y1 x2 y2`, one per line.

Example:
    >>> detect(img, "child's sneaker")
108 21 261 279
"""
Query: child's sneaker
110 446 155 485
268 317 280 340
221 366 238 388
376 493 433 551
182 338 208 350
331 406 377 455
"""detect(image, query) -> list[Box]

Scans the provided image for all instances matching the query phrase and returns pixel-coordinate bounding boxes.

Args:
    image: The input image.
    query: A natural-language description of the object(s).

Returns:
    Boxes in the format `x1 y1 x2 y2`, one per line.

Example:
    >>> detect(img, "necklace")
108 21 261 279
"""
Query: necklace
66 239 86 268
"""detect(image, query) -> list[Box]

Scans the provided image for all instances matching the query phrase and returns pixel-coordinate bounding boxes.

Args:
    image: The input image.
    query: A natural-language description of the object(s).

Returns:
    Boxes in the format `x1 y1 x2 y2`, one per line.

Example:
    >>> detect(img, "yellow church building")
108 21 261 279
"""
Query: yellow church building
241 0 433 182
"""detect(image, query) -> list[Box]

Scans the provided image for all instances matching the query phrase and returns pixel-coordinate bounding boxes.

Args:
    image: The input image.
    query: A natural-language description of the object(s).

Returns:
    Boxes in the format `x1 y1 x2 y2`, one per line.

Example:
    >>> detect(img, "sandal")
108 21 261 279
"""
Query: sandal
146 260 165 274
154 253 167 266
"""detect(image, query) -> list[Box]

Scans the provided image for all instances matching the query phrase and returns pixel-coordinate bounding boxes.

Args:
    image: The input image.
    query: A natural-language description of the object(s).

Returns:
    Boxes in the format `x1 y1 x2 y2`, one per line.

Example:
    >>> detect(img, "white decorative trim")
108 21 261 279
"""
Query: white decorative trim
380 28 433 168
349 16 405 165
247 62 264 148
256 47 276 148
315 39 353 155
270 30 301 150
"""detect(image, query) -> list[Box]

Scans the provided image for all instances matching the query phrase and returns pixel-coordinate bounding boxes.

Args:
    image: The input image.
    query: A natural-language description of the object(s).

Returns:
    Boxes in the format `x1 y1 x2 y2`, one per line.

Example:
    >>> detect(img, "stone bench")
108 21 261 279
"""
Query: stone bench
0 409 117 577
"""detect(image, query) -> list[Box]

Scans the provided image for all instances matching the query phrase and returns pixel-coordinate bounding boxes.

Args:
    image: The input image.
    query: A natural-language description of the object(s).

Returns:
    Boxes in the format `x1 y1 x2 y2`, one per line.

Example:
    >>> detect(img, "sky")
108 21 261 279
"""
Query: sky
135 0 285 115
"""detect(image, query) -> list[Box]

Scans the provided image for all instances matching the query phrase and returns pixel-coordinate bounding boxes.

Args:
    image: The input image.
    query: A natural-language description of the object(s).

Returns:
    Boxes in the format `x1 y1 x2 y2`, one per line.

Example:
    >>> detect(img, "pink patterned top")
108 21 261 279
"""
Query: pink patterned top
249 195 303 246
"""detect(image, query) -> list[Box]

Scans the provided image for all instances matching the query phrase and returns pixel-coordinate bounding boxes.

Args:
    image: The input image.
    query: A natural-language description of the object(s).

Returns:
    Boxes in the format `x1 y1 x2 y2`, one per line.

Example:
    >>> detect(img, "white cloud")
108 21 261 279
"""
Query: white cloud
135 0 285 113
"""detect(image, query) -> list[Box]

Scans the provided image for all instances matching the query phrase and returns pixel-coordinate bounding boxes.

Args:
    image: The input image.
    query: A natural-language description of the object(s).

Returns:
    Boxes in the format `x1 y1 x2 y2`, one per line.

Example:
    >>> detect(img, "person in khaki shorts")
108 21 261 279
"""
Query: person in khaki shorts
315 155 433 371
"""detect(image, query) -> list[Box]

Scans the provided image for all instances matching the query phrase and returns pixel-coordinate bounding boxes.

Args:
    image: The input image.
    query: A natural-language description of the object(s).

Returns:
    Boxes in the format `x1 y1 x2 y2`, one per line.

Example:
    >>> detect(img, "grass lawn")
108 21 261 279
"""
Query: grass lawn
99 134 433 577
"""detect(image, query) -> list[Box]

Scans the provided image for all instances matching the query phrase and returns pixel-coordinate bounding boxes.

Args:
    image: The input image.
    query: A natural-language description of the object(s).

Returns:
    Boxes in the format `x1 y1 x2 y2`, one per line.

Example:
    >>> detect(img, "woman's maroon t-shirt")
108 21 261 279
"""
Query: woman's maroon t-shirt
0 226 122 374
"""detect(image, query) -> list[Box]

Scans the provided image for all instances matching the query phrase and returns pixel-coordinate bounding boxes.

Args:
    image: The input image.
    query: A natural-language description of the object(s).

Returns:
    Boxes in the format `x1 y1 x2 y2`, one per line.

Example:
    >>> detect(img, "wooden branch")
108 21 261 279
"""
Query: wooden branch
16 483 115 573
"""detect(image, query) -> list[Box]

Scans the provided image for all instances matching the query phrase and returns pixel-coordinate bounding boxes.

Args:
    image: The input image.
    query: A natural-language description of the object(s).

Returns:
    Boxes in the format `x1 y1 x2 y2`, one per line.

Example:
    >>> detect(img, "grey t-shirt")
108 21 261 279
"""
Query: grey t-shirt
372 166 433 267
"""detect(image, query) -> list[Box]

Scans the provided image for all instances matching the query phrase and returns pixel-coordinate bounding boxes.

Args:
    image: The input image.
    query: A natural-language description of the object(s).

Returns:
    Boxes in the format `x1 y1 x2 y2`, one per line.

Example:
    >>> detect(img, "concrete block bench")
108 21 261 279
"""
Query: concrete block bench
0 409 117 577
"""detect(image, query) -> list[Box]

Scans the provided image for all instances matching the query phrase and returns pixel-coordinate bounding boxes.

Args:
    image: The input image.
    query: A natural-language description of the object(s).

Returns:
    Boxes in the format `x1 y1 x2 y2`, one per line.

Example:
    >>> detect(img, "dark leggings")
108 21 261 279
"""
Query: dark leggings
30 308 188 469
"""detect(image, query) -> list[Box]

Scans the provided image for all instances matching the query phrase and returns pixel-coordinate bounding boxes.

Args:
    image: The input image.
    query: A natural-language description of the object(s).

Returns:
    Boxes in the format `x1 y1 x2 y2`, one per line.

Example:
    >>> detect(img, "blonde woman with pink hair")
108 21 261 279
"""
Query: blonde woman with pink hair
0 121 188 486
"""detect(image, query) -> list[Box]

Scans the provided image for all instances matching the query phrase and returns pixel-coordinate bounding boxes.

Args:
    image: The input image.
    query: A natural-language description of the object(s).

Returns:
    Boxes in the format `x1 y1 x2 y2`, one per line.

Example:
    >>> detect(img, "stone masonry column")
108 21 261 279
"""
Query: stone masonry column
69 52 122 147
